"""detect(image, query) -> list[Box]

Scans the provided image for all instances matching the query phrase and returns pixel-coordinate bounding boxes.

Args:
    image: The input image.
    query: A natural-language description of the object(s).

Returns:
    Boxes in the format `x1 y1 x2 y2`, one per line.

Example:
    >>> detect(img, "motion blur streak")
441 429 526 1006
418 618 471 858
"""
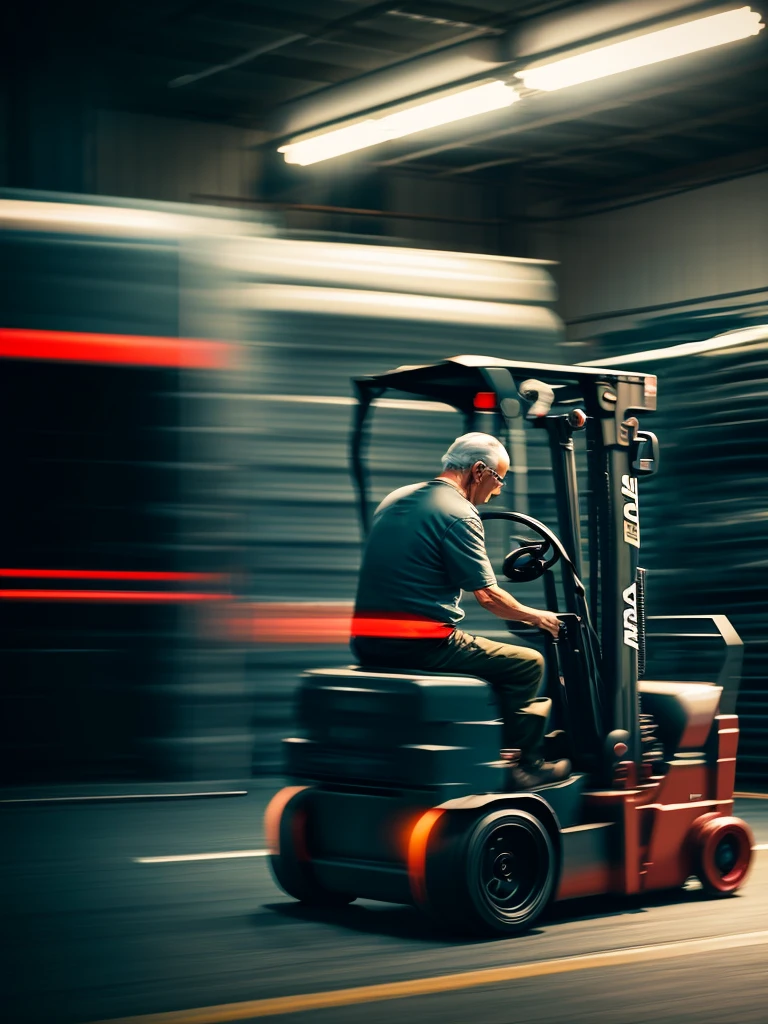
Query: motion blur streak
0 569 228 582
0 328 235 369
0 199 245 237
229 602 354 643
247 284 563 330
223 604 460 643
351 613 454 638
0 590 231 602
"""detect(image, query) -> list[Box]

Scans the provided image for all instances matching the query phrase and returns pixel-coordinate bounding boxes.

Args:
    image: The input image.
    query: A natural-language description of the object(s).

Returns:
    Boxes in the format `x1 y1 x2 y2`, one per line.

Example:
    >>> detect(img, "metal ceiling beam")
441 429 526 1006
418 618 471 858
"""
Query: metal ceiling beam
185 16 406 63
159 0 431 91
167 34 310 89
197 7 421 56
381 2 504 33
120 34 363 86
440 96 768 177
537 101 768 168
101 51 331 103
376 52 768 170
556 144 768 211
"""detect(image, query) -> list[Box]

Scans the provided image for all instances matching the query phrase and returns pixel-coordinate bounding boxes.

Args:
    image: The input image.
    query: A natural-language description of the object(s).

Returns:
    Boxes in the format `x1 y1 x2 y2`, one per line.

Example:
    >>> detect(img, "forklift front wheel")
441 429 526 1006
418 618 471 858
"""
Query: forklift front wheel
690 814 753 896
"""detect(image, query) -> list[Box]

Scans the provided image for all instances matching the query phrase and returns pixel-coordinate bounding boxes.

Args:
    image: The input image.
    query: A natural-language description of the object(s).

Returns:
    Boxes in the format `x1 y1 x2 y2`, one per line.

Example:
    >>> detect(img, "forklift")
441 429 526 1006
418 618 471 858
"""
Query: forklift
265 355 752 935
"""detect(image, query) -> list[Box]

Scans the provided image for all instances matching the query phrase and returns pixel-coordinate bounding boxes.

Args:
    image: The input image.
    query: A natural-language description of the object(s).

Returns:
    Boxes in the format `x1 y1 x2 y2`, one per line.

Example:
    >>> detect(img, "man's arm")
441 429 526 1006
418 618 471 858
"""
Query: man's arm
474 584 561 638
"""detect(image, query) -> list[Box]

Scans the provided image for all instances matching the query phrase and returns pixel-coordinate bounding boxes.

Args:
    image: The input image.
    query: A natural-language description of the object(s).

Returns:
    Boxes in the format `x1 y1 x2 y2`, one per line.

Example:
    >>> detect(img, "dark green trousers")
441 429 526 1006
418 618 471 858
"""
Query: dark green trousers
352 628 548 758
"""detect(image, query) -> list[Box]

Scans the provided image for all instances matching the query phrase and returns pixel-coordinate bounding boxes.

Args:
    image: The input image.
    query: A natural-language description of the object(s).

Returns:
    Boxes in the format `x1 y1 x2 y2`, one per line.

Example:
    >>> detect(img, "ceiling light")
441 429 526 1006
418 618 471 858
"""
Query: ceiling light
516 6 764 92
279 81 519 165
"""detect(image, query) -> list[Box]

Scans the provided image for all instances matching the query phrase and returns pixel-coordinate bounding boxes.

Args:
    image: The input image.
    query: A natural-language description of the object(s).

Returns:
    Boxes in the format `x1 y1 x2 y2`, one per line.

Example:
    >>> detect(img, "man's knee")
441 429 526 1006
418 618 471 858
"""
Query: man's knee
507 648 545 699
517 648 544 681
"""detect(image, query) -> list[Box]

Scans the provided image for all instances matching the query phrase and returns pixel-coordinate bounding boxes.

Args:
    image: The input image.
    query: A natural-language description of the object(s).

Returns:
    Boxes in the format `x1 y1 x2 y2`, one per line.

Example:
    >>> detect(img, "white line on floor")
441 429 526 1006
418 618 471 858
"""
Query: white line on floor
135 845 768 864
1 791 248 805
134 849 269 863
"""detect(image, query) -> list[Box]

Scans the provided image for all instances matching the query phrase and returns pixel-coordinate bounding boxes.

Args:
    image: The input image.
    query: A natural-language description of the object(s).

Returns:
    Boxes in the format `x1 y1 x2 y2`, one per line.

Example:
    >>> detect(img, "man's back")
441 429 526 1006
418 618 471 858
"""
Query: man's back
353 479 495 628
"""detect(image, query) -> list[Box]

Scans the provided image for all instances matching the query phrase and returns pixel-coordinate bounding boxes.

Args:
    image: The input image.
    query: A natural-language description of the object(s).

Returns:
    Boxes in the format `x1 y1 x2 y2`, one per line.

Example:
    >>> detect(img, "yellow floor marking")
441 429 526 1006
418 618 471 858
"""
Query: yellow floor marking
89 930 768 1024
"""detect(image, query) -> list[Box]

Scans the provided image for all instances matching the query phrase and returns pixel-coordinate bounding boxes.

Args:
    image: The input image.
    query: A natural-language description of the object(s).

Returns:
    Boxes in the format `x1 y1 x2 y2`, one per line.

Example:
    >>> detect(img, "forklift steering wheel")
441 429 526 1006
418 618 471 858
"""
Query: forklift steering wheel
503 542 559 583
479 510 565 583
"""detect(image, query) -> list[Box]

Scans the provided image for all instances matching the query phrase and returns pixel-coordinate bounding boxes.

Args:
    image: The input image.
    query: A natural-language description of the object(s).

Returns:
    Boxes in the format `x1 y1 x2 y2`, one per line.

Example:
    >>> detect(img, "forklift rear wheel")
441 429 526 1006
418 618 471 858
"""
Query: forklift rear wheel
691 815 753 896
434 809 556 935
268 791 356 907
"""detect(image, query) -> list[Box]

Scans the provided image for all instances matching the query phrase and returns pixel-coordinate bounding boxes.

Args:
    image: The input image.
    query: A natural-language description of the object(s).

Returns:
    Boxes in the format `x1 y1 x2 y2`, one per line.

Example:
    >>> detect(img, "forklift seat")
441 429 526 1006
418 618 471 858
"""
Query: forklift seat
284 666 506 793
638 680 722 756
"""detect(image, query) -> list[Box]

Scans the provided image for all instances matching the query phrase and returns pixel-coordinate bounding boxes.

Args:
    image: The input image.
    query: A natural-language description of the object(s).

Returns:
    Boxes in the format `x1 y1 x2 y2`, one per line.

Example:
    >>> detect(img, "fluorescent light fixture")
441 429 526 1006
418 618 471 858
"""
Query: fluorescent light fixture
516 6 764 92
279 81 519 165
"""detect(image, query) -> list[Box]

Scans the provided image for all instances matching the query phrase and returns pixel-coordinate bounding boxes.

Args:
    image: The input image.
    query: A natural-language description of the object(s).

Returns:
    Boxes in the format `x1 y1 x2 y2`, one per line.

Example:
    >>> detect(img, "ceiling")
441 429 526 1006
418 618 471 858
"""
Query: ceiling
37 1 768 204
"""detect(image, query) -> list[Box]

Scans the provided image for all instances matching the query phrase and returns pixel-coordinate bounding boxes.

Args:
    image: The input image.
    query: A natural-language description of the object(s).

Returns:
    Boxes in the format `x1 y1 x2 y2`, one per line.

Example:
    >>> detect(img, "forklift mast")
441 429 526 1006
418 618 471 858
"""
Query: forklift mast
351 356 659 768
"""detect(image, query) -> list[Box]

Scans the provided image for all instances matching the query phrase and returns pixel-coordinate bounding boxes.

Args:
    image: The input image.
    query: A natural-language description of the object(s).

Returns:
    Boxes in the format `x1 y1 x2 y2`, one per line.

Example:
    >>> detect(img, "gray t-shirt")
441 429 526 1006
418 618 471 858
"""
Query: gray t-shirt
353 479 496 629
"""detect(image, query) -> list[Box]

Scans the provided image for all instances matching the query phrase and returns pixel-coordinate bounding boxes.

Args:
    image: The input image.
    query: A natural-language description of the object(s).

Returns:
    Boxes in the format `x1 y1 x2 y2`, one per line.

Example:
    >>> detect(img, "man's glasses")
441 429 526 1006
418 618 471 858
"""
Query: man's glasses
480 463 505 487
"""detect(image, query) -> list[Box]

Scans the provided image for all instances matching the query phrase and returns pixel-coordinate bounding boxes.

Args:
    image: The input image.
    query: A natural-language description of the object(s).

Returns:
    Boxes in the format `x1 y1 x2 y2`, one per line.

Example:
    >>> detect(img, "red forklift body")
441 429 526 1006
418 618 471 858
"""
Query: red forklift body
266 355 752 934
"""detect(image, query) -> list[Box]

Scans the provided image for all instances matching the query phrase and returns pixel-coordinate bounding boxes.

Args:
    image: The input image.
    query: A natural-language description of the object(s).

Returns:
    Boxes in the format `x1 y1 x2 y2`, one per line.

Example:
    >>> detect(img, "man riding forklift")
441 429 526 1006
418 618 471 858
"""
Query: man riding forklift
266 355 752 936
351 431 569 789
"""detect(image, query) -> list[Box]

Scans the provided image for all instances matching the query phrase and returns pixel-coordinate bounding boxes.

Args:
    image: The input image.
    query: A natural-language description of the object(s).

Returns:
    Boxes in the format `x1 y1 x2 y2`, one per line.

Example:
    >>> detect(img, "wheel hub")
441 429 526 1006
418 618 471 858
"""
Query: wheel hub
493 851 516 882
483 831 532 907
714 834 739 875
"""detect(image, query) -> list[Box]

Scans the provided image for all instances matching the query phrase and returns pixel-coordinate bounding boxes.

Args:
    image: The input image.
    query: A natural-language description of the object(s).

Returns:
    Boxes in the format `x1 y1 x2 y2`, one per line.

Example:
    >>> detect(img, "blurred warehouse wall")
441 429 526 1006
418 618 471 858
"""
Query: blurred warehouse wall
0 194 562 784
0 197 264 782
0 101 535 259
94 112 264 207
530 169 768 347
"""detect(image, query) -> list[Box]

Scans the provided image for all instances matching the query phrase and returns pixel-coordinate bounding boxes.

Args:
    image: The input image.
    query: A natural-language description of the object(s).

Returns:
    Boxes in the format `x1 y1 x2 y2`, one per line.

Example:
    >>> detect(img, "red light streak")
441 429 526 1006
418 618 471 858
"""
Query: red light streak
351 612 452 639
0 328 234 369
221 604 453 644
0 590 231 602
0 569 227 582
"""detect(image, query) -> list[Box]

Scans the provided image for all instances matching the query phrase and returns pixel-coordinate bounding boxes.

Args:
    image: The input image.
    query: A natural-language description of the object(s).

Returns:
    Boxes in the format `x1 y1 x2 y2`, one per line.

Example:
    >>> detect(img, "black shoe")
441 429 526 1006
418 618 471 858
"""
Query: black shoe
508 757 571 790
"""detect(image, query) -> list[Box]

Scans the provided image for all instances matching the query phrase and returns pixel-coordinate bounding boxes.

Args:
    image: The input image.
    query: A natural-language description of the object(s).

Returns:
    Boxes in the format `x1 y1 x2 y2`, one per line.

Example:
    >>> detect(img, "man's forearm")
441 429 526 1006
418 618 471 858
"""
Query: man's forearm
473 584 546 628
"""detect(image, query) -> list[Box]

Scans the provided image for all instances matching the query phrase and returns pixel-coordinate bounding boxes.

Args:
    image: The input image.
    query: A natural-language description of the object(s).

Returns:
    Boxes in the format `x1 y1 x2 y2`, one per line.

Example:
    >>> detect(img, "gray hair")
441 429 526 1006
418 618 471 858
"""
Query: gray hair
441 432 509 472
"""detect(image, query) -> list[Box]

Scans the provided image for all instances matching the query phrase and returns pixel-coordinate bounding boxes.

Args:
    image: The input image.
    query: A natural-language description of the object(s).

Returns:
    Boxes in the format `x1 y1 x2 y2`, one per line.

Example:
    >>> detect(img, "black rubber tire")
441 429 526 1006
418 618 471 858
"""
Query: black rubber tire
269 791 356 907
691 815 752 897
424 808 556 936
